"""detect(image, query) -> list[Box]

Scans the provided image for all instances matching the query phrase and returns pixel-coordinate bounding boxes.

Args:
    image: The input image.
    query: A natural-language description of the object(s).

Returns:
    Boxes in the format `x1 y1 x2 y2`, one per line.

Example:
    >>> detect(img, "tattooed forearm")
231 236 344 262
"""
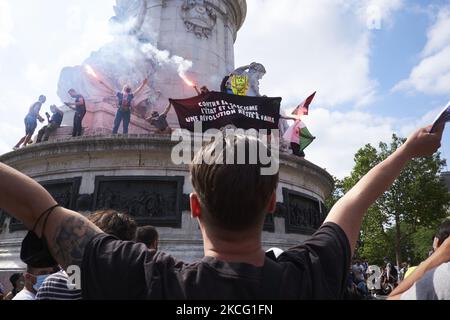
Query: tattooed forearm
51 216 99 268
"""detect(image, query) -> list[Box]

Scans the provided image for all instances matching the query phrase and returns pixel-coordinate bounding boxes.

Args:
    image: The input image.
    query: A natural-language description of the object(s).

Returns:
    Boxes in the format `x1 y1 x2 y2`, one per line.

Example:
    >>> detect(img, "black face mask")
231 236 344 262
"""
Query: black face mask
23 204 60 268
20 231 57 268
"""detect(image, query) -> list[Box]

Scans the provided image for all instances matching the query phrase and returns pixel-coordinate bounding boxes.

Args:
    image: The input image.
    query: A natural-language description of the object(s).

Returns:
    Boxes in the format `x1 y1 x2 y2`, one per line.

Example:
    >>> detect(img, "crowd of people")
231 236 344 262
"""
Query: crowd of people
0 121 448 300
0 210 159 300
343 217 450 300
4 59 450 300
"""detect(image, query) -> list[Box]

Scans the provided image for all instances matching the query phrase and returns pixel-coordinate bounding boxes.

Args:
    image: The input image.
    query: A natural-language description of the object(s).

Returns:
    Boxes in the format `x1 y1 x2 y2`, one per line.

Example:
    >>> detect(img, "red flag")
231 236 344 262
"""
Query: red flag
292 91 316 116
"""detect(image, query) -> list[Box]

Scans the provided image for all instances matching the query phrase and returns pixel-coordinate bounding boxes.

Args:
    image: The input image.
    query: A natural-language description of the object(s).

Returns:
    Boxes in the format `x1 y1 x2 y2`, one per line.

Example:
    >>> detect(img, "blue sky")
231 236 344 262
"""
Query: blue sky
1 0 450 178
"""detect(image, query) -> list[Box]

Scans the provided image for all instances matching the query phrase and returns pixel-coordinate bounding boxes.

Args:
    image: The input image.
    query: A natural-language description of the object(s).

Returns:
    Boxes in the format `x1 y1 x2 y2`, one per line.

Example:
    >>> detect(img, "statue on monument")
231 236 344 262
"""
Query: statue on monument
226 62 267 97
57 0 184 120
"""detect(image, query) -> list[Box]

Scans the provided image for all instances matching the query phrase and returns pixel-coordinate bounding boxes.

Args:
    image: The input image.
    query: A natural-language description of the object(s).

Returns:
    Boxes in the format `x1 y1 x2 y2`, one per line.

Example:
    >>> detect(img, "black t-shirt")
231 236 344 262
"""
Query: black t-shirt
151 114 169 130
50 112 63 126
81 222 350 300
116 92 134 112
386 262 398 277
75 95 86 115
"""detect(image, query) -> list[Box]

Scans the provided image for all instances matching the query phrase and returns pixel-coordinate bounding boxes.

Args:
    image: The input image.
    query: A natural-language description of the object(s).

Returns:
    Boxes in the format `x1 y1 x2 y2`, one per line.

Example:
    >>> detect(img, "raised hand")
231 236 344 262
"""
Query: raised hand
402 124 444 159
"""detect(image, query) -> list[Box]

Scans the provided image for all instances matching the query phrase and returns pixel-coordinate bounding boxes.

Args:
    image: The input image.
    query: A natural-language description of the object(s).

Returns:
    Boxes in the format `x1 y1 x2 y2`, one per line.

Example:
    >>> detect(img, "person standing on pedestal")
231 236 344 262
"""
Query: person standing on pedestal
14 95 46 150
65 89 86 137
98 78 148 135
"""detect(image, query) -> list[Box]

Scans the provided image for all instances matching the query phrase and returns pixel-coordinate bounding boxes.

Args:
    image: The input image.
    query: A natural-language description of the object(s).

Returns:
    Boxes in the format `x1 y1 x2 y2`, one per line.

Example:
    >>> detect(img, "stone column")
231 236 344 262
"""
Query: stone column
145 0 247 121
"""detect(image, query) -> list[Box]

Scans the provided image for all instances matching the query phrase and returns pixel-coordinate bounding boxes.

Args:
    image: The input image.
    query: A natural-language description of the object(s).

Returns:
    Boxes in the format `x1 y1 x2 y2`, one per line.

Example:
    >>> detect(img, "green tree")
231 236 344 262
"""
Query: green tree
337 134 450 266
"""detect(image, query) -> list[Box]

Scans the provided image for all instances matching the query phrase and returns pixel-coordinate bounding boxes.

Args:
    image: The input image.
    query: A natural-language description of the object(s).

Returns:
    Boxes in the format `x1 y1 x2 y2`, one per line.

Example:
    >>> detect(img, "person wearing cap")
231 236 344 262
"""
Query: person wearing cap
13 95 46 150
97 78 148 135
13 232 59 300
146 102 172 134
36 105 64 143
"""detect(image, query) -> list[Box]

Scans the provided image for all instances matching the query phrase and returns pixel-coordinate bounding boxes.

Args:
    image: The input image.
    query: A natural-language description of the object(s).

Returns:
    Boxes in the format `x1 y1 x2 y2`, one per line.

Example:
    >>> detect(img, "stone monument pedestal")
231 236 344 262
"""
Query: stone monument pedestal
59 101 161 137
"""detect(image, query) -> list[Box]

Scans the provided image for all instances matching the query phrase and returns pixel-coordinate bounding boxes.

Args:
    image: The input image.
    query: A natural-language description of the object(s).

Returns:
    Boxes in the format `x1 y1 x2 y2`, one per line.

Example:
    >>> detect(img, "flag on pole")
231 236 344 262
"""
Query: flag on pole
292 91 316 117
283 120 316 152
298 125 315 152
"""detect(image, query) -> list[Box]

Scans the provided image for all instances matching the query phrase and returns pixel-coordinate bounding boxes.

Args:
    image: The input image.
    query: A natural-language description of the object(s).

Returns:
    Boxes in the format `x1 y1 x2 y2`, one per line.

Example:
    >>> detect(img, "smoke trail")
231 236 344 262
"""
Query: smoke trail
140 43 193 83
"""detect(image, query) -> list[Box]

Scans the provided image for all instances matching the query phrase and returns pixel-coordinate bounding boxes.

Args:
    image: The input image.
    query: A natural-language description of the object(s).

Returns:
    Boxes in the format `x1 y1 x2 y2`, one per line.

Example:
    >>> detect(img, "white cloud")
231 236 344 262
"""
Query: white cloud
394 7 450 96
0 0 14 47
57 15 114 67
398 105 445 138
66 6 83 31
422 8 450 57
302 108 395 178
25 63 50 89
234 0 404 178
356 0 404 29
235 0 403 109
0 0 115 154
301 103 447 179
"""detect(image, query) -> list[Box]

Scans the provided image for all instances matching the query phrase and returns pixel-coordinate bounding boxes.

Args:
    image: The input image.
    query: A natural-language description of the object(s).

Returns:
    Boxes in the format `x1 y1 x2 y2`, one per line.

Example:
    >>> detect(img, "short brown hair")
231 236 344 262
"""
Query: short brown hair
190 134 278 232
135 226 159 249
88 210 137 241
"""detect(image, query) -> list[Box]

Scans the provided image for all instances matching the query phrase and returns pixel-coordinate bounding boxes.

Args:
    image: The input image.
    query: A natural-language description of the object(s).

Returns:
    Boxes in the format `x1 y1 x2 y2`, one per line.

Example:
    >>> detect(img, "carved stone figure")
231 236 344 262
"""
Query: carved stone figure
227 62 266 97
286 192 325 233
56 0 248 133
181 0 217 39
93 177 182 226
110 0 147 38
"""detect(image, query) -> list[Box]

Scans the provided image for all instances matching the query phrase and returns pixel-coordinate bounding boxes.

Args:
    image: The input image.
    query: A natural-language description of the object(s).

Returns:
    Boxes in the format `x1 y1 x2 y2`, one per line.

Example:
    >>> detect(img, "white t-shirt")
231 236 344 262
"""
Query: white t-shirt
12 288 36 300
401 263 450 300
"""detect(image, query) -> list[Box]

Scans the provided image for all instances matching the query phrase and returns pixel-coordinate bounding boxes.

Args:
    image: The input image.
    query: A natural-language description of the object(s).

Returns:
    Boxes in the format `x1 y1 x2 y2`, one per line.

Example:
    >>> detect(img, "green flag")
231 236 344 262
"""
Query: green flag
299 125 315 152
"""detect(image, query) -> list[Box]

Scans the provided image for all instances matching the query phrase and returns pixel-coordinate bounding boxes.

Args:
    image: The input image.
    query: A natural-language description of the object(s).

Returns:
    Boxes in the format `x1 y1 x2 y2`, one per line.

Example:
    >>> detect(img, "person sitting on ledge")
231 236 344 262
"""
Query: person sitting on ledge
36 105 64 143
0 123 444 299
146 102 172 134
194 85 210 96
98 78 148 135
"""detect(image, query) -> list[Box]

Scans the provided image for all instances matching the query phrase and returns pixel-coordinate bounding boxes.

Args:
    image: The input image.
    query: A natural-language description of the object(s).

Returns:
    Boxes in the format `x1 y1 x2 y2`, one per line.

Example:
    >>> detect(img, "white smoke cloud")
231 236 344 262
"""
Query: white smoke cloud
140 43 193 81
